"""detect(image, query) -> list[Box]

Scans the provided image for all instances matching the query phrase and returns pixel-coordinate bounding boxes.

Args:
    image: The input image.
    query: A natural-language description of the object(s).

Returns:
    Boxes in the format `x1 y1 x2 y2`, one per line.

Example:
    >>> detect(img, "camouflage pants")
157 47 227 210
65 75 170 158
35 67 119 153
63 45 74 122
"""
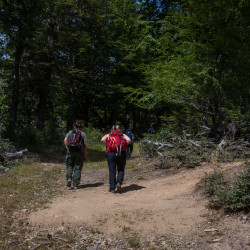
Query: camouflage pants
65 149 84 187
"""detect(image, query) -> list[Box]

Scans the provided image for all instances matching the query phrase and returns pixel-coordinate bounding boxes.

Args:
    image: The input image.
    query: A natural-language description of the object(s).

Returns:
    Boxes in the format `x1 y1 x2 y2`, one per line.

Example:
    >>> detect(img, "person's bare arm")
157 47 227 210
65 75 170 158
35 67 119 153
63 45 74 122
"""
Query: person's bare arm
101 134 109 145
123 134 131 144
64 137 68 148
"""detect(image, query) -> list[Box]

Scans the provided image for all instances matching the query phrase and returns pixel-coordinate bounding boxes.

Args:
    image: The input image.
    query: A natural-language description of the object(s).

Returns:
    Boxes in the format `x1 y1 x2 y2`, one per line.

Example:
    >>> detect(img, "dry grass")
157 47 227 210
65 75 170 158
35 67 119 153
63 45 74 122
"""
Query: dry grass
0 157 64 249
0 143 163 249
0 144 142 249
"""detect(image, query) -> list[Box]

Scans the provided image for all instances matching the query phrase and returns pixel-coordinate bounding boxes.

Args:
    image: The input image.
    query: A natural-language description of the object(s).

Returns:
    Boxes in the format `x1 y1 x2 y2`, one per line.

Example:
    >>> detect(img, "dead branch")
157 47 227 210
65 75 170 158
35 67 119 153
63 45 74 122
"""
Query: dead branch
201 125 211 133
226 141 250 152
143 140 174 148
189 140 201 148
2 149 28 160
217 139 227 151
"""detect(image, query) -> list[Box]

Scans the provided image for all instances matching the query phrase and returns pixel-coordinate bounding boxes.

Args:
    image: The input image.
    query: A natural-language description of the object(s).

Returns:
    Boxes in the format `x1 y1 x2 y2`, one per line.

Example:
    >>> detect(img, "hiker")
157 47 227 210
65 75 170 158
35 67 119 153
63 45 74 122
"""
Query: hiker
101 125 131 193
64 120 87 190
125 128 135 158
148 127 155 133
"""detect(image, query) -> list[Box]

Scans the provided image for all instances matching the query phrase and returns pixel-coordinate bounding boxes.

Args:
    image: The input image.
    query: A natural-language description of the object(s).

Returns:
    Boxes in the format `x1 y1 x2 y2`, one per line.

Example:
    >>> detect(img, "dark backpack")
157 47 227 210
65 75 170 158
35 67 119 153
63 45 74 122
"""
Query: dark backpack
67 129 83 151
107 129 127 155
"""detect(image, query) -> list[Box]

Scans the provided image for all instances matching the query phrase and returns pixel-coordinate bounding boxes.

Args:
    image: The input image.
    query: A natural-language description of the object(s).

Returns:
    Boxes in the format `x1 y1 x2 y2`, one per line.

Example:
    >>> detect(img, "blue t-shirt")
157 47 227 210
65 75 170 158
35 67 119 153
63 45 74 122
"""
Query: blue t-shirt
126 131 134 142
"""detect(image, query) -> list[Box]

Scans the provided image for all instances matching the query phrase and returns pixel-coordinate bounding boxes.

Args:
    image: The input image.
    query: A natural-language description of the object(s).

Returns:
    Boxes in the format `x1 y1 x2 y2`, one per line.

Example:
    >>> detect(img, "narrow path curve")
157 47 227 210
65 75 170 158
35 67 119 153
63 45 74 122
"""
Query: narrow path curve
29 163 218 236
27 161 250 249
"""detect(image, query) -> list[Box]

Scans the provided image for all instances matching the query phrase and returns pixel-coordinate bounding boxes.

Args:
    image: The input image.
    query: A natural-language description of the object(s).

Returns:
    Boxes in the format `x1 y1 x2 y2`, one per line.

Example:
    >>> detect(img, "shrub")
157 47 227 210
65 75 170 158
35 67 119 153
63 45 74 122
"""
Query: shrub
140 131 248 169
139 138 161 158
223 166 250 213
140 132 216 168
0 136 11 154
127 233 141 248
83 127 104 149
202 163 250 213
202 167 227 197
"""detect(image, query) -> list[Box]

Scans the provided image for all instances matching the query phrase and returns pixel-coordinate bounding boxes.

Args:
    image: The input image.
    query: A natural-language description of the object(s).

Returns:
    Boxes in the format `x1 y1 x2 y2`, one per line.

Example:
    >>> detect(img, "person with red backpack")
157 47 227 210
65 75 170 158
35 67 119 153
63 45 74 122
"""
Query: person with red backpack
101 125 131 193
64 120 87 190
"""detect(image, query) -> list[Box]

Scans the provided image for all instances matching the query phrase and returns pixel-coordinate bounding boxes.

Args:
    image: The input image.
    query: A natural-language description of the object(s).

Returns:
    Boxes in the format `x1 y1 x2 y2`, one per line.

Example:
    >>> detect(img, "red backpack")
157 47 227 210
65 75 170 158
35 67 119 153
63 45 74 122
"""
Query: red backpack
67 129 83 151
107 129 127 155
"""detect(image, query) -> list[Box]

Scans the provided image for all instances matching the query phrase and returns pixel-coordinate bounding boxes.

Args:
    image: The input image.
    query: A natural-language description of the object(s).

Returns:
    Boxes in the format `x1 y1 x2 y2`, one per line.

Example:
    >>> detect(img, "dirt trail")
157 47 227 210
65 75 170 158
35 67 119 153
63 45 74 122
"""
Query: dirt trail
29 162 233 235
28 161 250 249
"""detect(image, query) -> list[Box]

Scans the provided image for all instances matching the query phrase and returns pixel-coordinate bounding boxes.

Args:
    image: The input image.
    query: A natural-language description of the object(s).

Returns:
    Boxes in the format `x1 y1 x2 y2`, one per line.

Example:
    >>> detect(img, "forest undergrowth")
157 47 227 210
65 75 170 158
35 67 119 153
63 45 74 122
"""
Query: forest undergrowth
0 132 249 249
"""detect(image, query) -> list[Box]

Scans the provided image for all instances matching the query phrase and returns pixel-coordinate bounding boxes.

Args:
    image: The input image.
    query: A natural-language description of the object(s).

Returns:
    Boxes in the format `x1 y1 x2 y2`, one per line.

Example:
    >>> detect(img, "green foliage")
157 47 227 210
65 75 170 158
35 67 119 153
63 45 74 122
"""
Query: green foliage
126 0 250 133
15 127 45 152
202 164 250 213
223 166 250 213
139 137 162 158
0 137 11 155
15 122 65 153
127 233 141 248
0 0 249 149
80 127 106 163
83 127 104 149
202 167 227 198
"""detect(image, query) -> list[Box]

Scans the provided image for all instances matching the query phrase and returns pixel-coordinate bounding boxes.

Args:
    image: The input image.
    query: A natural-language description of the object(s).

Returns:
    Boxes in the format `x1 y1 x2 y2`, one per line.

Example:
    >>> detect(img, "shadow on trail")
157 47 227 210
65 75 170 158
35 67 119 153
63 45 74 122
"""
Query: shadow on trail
120 184 146 193
77 182 104 189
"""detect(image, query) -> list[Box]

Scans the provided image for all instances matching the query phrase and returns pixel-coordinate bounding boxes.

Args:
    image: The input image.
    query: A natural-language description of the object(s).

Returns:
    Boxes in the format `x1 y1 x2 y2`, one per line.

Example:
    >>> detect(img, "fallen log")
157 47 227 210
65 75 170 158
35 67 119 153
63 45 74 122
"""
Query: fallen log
0 165 9 172
2 149 28 160
142 139 174 148
140 139 174 158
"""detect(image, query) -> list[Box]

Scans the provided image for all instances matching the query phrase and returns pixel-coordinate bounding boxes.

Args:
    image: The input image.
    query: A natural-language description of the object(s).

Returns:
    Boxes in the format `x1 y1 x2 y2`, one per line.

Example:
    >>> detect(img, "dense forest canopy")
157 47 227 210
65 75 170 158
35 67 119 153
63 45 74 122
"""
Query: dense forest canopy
0 0 249 148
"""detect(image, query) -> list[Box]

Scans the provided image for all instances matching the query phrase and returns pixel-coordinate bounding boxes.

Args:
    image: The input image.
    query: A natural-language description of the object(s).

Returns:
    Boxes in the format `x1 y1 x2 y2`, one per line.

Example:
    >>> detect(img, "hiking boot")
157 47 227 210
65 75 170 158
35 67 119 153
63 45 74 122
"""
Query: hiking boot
67 179 72 188
73 186 77 190
116 182 122 193
109 188 115 193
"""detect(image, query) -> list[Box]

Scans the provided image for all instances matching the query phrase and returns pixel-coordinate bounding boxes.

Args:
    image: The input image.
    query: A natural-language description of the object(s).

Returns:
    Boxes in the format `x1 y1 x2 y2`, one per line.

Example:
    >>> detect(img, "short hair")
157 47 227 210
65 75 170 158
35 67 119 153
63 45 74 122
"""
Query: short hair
75 120 83 129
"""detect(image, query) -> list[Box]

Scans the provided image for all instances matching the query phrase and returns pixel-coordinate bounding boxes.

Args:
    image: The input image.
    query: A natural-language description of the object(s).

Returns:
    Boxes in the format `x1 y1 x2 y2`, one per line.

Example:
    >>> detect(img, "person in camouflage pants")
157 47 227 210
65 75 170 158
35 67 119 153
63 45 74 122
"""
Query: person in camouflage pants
64 121 87 190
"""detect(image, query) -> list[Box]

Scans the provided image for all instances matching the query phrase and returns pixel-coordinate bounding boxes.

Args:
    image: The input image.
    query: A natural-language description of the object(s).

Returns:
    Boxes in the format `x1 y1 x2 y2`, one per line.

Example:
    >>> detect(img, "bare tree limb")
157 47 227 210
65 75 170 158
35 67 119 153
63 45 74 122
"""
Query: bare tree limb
3 149 28 160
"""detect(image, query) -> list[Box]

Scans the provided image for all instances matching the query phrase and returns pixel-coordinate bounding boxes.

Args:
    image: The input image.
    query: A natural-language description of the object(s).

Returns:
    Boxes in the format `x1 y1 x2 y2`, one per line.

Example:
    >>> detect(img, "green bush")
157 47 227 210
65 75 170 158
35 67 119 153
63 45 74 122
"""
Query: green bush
0 137 11 154
15 122 65 153
127 233 141 248
13 124 104 155
0 136 12 171
83 127 104 149
223 167 250 212
139 138 161 158
202 164 250 213
202 167 227 197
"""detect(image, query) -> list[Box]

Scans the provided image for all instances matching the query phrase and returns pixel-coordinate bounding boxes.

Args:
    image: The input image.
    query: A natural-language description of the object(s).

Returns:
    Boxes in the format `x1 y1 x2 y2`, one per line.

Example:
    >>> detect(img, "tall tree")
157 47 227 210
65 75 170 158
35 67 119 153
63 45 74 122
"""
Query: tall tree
0 0 47 138
129 0 250 133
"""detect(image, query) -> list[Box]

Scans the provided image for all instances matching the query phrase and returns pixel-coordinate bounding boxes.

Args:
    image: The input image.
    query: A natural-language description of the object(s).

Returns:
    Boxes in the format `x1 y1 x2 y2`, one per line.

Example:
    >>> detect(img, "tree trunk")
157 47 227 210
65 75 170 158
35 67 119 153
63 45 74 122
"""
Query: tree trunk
37 81 49 130
37 19 55 130
132 108 136 131
67 87 75 131
8 40 24 139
